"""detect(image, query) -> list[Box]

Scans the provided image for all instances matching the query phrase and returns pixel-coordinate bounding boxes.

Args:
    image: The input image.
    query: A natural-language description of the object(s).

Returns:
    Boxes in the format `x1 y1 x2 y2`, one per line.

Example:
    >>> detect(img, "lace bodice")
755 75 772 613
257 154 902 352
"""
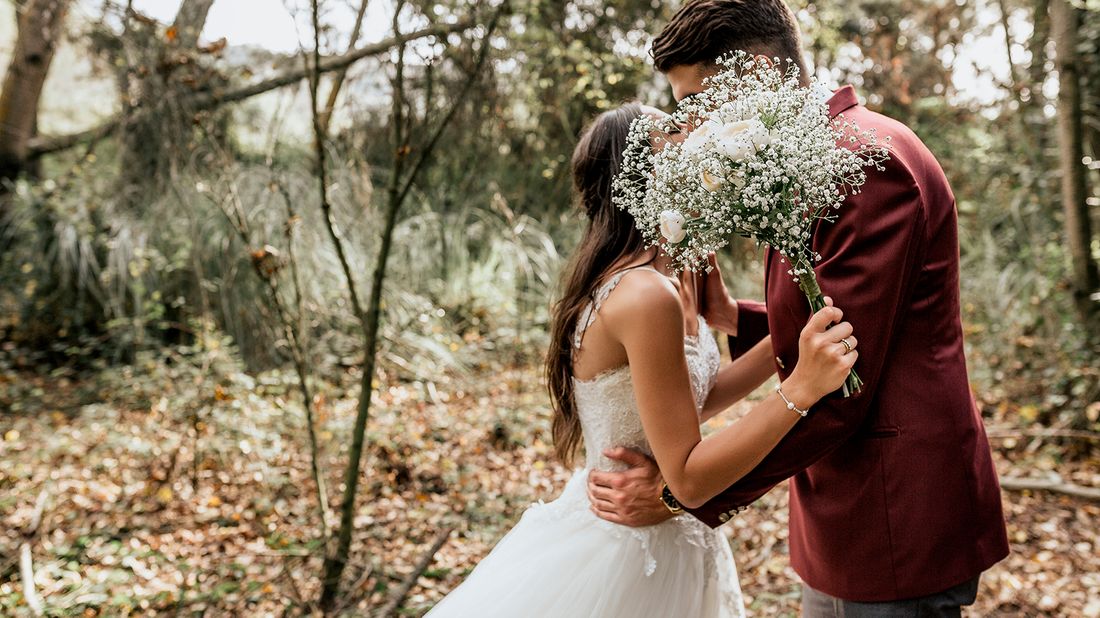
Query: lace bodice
505 268 739 601
572 268 721 471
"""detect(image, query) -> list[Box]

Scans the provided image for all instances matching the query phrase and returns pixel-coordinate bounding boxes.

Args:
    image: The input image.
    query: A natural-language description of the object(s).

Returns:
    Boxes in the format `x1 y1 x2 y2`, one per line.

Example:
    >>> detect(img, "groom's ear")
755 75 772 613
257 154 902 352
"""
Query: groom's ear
665 62 714 103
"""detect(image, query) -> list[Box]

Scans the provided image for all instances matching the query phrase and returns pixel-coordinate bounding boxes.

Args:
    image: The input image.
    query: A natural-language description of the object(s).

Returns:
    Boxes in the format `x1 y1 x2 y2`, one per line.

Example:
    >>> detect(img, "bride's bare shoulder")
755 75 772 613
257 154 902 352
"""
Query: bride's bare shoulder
601 269 684 333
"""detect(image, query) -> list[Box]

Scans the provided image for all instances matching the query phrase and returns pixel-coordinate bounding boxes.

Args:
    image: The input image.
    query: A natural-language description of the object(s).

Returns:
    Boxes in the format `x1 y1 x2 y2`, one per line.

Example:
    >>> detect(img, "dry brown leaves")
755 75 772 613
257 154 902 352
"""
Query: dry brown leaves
0 352 1096 617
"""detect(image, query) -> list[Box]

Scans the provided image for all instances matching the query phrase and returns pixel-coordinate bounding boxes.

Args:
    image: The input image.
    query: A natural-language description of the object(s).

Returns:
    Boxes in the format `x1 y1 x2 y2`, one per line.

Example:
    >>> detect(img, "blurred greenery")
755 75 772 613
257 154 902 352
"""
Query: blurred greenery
1 0 1096 421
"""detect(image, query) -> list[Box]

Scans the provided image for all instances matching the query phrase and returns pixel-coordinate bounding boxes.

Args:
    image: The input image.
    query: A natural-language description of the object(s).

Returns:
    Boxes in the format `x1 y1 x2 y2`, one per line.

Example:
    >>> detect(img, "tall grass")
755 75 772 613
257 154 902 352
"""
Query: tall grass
0 149 561 383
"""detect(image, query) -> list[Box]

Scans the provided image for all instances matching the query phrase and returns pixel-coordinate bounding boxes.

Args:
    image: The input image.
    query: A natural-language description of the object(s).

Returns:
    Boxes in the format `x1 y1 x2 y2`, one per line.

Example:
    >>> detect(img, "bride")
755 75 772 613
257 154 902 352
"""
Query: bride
427 102 859 617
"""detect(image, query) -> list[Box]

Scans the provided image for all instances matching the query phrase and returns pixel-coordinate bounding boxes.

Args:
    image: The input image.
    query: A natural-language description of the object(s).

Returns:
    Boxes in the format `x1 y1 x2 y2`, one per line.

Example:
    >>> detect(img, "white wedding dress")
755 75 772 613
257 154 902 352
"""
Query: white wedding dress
427 267 745 618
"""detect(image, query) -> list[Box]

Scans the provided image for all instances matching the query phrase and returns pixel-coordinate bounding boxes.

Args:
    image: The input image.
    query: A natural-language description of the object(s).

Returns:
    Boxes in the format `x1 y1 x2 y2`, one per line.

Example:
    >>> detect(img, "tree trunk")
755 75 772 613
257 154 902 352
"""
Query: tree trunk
997 0 1045 189
1082 8 1100 188
1027 0 1052 193
170 0 215 49
1051 0 1099 325
0 0 72 182
1028 0 1050 107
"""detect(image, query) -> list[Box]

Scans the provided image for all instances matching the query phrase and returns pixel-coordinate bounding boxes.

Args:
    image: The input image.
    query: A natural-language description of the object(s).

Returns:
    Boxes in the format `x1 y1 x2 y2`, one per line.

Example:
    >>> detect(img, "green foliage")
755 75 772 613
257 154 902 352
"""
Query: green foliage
1 0 1097 416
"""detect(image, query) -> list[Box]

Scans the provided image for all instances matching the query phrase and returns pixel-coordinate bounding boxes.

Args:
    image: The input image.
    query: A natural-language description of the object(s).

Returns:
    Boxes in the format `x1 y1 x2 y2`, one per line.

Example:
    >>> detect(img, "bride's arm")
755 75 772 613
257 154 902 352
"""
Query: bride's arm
700 337 775 422
606 273 856 509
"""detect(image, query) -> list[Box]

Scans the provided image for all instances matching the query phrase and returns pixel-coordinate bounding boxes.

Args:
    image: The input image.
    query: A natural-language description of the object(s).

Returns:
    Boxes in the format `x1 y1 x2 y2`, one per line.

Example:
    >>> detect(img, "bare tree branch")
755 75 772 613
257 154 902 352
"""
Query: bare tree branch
319 0 371 134
170 0 215 48
201 178 333 540
26 18 476 158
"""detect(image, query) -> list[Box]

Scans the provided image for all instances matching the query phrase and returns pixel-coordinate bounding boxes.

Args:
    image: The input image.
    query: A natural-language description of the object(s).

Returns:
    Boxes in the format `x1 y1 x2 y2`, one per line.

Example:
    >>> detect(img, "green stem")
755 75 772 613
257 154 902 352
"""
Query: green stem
796 264 862 398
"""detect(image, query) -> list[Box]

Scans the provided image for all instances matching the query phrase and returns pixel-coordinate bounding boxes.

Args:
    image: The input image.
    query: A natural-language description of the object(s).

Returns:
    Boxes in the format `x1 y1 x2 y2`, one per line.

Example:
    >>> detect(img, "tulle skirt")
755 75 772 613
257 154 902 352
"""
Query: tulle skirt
426 469 745 617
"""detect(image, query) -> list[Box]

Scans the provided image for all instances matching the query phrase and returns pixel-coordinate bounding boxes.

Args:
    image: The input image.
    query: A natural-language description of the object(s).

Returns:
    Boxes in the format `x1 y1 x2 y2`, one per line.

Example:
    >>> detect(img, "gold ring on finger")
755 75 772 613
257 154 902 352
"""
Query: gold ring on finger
840 338 853 355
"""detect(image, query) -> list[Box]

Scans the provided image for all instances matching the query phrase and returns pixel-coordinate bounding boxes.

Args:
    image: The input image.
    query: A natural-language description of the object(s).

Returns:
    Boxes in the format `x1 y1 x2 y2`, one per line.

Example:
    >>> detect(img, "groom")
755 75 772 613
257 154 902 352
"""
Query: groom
587 1 1009 615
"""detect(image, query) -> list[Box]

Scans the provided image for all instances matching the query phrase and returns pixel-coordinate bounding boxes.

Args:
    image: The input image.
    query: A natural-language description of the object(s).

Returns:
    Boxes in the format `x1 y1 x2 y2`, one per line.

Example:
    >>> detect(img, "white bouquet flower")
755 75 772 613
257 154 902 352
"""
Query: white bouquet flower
612 52 890 396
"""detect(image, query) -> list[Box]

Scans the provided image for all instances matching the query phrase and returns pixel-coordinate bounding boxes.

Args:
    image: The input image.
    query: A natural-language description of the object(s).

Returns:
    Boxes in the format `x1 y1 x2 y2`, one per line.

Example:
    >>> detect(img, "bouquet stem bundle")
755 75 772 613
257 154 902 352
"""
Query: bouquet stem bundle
795 258 863 397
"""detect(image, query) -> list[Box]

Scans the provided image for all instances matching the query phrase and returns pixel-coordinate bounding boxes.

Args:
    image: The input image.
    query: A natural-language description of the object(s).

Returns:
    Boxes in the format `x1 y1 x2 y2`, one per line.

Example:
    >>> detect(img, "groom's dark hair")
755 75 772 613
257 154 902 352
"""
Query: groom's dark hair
651 0 807 75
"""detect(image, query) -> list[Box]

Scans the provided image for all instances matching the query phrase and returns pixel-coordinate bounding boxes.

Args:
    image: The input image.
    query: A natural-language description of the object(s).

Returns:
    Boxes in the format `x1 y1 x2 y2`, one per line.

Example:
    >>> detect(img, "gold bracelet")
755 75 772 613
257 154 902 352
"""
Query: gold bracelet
775 383 809 417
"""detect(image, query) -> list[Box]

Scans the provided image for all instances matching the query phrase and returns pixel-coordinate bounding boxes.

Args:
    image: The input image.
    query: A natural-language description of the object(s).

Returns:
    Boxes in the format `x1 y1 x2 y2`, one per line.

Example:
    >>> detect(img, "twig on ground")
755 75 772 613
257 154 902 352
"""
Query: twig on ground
331 561 378 615
20 487 49 617
376 528 454 618
349 562 376 598
255 549 313 558
1000 475 1100 500
987 428 1100 443
279 557 307 609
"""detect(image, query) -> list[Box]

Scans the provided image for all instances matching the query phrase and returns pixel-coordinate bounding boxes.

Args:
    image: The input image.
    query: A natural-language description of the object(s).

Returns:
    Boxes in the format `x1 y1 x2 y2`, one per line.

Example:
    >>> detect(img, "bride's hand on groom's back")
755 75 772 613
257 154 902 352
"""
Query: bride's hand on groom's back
699 253 738 335
587 448 675 527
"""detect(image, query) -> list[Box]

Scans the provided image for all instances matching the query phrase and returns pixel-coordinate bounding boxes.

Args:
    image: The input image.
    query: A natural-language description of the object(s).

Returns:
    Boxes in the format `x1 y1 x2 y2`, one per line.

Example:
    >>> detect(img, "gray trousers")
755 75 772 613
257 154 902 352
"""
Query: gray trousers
802 577 980 618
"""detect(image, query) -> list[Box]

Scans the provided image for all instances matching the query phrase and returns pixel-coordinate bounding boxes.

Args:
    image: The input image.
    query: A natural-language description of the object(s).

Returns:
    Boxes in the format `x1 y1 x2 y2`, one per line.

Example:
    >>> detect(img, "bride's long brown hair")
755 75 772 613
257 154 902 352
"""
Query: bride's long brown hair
547 103 651 464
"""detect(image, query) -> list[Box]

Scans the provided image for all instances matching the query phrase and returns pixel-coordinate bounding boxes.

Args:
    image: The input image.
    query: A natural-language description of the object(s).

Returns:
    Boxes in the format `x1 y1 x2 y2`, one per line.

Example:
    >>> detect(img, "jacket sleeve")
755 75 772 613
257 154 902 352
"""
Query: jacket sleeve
687 154 928 526
727 300 769 360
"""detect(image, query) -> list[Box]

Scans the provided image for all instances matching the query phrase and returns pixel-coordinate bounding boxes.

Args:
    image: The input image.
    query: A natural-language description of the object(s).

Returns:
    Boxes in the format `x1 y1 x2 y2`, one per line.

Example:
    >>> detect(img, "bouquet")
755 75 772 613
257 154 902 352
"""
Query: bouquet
612 52 890 396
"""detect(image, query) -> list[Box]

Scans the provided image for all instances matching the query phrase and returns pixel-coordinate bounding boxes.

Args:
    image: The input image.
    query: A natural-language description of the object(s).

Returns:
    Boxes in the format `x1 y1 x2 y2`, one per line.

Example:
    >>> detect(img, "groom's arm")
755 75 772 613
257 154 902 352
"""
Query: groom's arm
727 300 768 360
687 154 928 526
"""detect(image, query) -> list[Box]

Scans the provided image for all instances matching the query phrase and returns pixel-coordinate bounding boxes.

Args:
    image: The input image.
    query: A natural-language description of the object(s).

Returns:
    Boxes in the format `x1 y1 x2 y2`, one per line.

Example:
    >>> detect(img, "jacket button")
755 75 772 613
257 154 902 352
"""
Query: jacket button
775 356 786 370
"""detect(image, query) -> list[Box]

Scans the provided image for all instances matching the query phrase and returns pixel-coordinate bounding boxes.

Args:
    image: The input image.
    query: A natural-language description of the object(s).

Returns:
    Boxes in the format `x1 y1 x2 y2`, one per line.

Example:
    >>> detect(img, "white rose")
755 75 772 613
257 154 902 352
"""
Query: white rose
717 136 754 161
700 169 724 192
659 210 687 243
682 120 719 153
720 119 759 138
716 118 770 161
715 120 754 160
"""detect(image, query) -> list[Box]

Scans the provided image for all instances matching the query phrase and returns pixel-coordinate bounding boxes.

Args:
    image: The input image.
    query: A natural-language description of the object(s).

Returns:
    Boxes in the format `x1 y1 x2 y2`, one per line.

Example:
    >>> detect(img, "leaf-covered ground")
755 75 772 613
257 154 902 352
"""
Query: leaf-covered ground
1 345 1097 616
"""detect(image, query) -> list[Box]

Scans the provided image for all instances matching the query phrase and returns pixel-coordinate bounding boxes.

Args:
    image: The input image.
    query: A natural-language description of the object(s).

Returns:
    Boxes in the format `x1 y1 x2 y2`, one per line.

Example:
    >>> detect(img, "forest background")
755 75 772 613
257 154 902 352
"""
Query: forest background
0 0 1098 615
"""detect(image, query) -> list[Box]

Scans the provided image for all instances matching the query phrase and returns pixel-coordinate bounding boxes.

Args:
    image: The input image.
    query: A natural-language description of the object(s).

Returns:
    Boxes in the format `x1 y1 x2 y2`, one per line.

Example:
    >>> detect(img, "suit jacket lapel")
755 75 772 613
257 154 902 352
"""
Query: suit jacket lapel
764 247 774 299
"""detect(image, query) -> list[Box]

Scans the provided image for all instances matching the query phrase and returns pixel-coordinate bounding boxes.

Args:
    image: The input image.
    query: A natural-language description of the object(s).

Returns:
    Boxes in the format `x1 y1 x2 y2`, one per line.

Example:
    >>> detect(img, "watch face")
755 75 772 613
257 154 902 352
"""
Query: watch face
661 485 683 513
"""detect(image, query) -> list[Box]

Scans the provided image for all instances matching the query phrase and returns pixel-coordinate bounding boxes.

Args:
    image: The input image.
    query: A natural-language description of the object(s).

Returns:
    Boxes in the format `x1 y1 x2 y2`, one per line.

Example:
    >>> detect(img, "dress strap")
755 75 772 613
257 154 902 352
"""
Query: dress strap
573 265 656 349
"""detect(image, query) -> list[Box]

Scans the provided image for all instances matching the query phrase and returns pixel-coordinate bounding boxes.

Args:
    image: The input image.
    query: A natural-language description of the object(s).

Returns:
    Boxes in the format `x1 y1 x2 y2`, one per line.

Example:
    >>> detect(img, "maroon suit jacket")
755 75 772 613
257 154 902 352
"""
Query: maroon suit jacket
686 86 1009 602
